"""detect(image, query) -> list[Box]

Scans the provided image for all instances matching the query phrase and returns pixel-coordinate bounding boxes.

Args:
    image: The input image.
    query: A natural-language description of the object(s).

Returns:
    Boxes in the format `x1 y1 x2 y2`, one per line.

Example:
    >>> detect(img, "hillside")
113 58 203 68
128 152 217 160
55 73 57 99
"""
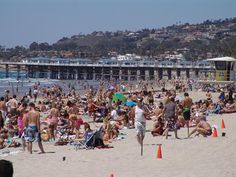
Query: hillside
1 17 236 61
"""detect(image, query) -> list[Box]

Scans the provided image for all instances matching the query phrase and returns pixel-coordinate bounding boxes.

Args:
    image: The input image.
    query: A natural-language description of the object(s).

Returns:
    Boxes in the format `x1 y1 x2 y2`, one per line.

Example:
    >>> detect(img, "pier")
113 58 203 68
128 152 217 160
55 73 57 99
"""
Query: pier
0 57 213 80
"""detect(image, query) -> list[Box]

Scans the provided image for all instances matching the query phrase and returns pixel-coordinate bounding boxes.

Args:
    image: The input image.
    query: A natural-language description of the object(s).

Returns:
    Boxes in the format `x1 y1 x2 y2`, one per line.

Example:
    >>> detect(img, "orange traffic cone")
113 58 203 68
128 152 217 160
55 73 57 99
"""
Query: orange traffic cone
221 119 225 129
212 127 218 137
157 145 162 159
110 174 114 177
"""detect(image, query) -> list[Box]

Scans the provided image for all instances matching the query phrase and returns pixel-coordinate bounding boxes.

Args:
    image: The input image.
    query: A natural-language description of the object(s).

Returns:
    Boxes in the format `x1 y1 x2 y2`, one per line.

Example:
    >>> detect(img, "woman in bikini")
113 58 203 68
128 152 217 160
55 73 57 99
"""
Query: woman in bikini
47 102 59 141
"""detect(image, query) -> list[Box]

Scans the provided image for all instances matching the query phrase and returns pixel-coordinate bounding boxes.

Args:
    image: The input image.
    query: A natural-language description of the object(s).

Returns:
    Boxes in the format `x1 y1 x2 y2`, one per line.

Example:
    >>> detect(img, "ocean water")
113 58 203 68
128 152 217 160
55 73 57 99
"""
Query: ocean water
0 76 103 97
0 71 27 79
0 78 61 97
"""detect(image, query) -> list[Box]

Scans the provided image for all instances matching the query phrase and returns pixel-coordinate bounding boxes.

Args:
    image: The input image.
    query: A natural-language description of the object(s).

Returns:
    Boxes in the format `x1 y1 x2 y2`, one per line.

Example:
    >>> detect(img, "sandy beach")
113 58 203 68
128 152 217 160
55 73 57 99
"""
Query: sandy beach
1 91 236 177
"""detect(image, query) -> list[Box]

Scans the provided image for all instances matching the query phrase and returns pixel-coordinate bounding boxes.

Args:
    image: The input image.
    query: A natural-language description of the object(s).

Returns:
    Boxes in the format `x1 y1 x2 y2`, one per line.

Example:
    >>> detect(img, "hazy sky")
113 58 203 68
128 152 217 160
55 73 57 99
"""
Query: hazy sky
1 0 236 47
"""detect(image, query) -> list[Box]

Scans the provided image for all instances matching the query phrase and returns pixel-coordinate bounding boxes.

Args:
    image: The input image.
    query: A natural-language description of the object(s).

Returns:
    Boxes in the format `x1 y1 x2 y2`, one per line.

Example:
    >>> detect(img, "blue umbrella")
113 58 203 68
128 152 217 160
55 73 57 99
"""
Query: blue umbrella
126 101 137 106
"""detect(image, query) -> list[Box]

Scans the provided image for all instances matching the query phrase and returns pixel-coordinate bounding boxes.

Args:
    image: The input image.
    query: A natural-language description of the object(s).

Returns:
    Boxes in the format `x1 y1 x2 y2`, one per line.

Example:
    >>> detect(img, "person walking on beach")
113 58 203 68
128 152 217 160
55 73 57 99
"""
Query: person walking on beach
134 97 148 156
23 102 45 154
163 97 180 139
181 92 193 137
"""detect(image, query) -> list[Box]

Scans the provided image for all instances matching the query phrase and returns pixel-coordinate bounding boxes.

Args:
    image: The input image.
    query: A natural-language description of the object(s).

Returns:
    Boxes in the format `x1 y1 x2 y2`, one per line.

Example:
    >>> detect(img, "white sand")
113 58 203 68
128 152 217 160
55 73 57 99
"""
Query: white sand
3 91 236 177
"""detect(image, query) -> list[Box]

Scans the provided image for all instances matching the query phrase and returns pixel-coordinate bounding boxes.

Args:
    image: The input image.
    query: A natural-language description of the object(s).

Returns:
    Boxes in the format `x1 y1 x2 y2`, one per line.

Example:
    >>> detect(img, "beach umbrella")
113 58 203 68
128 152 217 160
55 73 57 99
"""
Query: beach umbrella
112 92 127 103
126 101 137 106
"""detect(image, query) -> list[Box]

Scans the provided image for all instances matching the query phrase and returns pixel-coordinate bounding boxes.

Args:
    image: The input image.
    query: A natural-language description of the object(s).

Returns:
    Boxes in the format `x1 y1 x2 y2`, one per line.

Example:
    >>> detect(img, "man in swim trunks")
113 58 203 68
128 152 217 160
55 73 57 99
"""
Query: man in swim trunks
163 97 180 139
188 117 212 137
23 102 45 154
181 92 193 137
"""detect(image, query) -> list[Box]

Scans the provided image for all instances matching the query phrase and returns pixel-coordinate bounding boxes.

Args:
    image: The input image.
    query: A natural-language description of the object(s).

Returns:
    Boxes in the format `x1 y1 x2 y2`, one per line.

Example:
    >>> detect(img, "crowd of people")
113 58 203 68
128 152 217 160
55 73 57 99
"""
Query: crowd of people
0 79 235 154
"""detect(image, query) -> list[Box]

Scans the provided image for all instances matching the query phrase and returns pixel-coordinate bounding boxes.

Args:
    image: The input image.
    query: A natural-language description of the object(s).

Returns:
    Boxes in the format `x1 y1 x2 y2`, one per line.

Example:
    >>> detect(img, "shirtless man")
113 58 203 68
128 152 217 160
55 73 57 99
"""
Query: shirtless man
152 102 164 121
181 92 193 137
206 90 212 100
23 102 45 154
6 95 18 116
188 118 212 137
0 97 7 122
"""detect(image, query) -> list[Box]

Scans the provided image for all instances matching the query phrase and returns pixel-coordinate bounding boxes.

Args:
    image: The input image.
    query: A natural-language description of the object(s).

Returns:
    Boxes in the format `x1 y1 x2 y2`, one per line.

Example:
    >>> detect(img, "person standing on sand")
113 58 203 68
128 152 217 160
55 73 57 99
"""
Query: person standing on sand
181 92 193 137
47 102 59 141
134 97 148 155
0 97 7 122
23 102 45 154
163 97 180 139
6 95 18 116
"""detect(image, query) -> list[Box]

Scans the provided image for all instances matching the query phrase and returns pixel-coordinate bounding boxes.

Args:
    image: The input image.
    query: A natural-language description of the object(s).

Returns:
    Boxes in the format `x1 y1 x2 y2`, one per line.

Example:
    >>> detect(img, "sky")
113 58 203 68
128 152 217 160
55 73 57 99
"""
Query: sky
0 0 236 48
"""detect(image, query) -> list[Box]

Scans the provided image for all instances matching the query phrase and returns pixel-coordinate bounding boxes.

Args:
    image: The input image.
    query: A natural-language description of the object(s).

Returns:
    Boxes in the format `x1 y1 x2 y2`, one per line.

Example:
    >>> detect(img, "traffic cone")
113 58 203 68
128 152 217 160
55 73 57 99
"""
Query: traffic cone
221 119 225 129
157 145 162 159
110 174 114 177
212 127 218 137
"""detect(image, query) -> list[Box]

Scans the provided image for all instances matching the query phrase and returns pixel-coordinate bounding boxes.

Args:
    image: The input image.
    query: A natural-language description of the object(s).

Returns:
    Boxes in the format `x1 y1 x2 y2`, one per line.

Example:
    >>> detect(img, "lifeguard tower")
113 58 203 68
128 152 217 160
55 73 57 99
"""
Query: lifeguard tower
207 57 236 82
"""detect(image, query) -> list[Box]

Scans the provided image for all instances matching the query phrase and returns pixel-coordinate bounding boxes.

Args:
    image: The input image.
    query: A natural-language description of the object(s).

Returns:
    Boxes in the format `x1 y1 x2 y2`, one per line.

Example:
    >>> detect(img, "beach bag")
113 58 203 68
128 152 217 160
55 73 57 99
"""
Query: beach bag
41 130 49 142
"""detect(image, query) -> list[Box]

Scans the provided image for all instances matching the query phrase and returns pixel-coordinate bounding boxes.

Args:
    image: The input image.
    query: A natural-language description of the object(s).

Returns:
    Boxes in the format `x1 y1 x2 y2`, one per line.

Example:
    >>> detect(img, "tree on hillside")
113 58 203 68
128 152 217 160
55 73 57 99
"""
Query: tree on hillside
29 42 39 51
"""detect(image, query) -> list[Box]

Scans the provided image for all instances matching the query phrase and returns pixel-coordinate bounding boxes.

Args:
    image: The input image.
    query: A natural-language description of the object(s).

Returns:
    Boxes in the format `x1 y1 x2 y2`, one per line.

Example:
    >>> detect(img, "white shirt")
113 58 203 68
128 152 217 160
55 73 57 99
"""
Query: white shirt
135 106 145 123
111 109 119 120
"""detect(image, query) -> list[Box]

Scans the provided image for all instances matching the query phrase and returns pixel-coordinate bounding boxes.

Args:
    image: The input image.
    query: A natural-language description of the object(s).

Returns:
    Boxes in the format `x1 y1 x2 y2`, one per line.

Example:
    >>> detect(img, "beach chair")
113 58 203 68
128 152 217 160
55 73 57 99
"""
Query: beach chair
74 126 104 150
57 125 70 141
74 131 95 150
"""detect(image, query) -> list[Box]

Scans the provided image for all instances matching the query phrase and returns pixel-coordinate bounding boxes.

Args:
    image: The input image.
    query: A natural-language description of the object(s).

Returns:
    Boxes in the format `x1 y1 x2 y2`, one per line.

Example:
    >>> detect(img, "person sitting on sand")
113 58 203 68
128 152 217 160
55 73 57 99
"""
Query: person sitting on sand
219 100 236 114
188 117 212 138
102 117 118 142
150 102 164 121
110 107 128 130
151 117 165 136
83 122 94 141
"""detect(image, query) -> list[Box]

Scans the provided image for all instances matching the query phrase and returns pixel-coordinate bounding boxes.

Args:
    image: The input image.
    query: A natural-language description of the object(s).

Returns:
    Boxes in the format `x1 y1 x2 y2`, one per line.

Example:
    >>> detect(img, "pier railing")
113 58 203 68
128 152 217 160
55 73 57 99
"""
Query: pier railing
0 60 214 69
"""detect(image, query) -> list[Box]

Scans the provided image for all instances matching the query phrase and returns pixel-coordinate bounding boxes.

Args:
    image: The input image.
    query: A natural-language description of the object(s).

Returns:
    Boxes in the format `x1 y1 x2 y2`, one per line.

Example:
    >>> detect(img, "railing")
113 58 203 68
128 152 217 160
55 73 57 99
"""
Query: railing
0 61 214 69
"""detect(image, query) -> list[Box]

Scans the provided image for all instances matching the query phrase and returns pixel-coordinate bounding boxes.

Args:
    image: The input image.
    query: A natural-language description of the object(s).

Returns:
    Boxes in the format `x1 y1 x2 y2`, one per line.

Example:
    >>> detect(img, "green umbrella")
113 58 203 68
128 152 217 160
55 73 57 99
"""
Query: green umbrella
112 92 127 103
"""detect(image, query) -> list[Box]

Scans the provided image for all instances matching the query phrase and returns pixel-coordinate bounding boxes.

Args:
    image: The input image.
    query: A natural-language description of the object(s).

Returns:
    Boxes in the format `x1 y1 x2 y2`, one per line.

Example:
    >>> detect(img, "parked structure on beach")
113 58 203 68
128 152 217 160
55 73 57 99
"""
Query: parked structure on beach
0 57 213 80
